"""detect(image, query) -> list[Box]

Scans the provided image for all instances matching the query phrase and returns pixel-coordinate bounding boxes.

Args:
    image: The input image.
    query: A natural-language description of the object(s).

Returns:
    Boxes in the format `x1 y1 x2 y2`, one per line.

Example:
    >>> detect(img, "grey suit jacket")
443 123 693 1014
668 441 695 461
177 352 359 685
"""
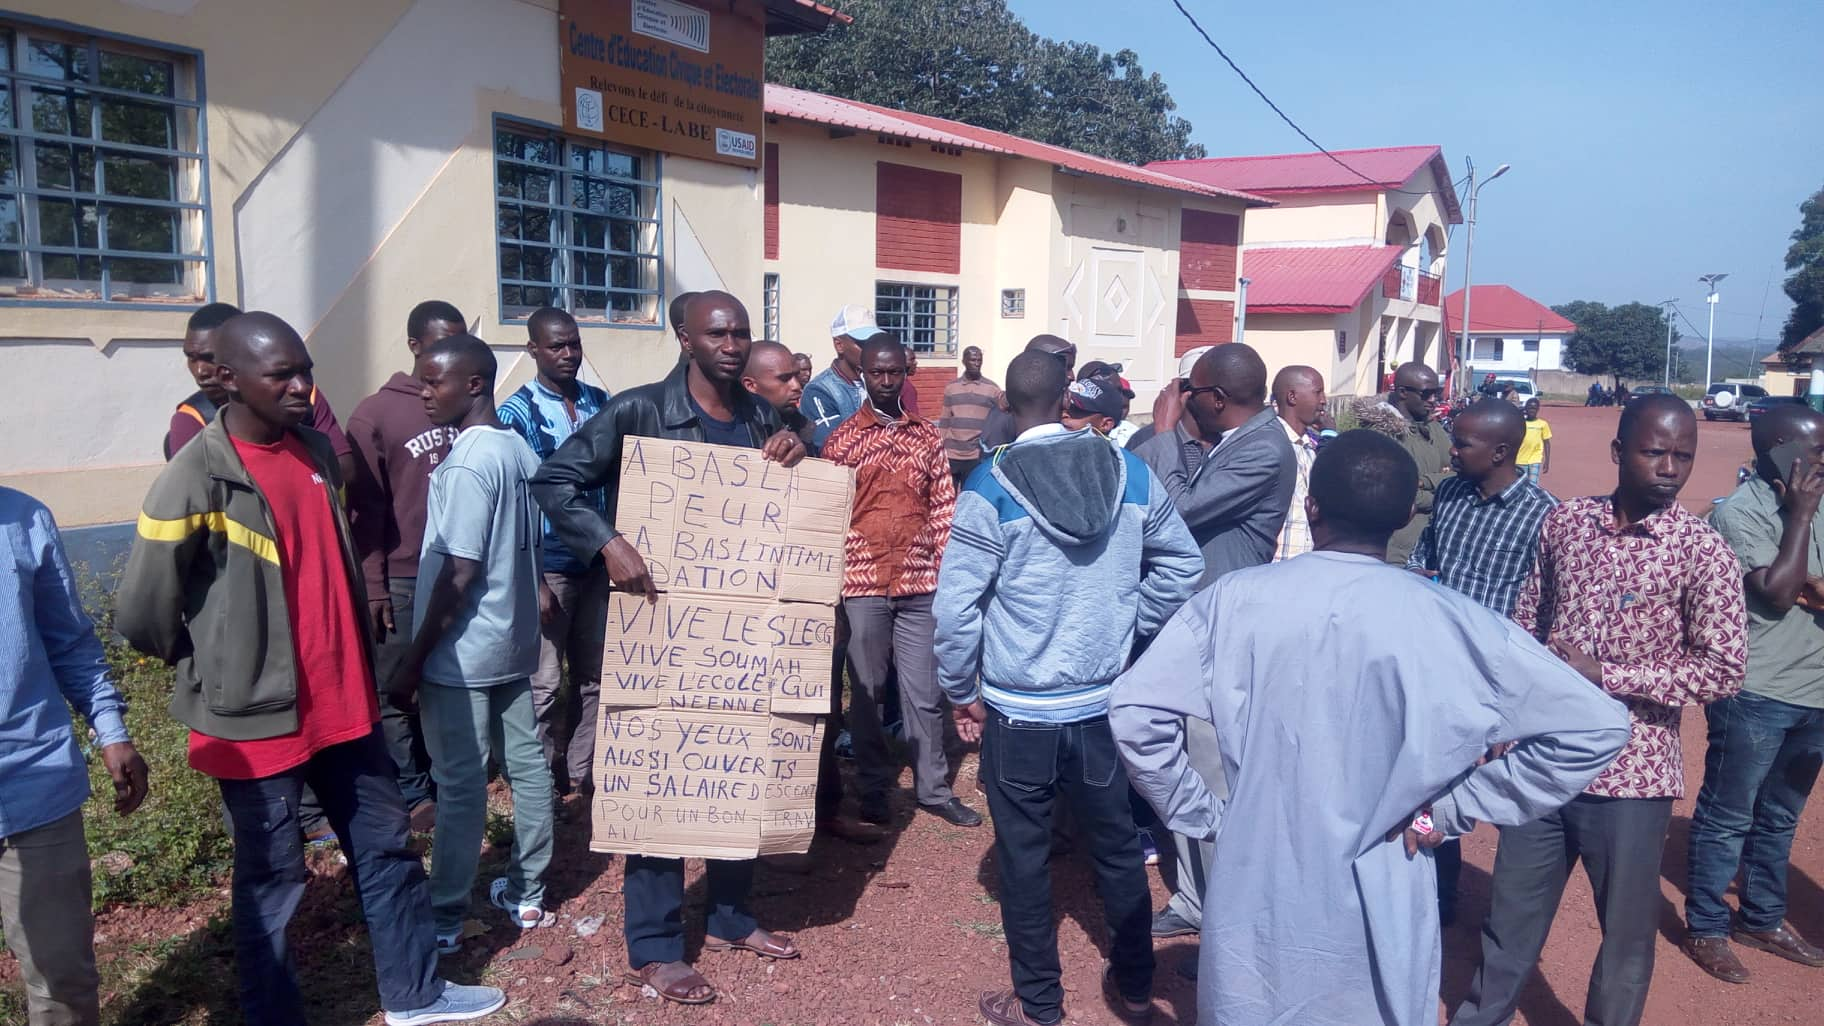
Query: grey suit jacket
1135 406 1297 587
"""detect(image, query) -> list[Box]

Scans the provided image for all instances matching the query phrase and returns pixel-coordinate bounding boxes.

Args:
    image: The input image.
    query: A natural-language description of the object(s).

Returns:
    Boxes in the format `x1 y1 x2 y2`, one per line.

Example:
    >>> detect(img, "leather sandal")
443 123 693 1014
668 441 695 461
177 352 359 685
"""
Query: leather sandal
978 989 1060 1026
622 961 716 1005
703 928 801 960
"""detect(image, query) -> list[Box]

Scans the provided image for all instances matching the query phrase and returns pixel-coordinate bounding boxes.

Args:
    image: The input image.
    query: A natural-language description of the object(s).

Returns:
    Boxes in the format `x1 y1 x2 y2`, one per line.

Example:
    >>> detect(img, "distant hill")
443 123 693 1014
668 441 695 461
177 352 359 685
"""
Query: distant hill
1671 339 1773 384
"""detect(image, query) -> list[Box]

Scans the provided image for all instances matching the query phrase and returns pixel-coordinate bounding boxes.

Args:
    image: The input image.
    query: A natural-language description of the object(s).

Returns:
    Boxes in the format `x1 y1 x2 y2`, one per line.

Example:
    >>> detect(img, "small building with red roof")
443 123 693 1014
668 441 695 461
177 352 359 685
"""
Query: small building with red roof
1150 146 1461 395
763 84 1269 401
1444 285 1577 377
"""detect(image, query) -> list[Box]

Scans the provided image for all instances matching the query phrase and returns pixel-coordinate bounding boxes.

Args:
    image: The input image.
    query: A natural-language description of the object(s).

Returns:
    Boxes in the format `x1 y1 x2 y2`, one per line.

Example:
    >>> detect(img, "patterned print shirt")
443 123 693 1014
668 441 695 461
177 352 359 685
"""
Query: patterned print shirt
1513 496 1747 798
1407 474 1558 614
822 401 956 597
499 378 610 573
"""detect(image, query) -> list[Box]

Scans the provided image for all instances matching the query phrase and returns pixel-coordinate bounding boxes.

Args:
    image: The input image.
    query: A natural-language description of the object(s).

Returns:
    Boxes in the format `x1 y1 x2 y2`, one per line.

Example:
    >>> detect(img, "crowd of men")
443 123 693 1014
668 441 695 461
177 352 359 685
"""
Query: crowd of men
1 291 1821 1026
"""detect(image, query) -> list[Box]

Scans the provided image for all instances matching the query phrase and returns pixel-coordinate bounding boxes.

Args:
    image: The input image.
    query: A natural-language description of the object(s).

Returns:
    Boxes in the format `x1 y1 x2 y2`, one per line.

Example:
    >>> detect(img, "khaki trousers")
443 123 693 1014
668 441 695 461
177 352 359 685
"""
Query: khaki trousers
0 810 99 1026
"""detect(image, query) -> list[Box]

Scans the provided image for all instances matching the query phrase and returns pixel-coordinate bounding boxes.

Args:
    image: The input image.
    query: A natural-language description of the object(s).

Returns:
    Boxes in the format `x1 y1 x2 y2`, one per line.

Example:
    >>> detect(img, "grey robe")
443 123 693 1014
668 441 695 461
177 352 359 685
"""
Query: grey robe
1109 551 1629 1026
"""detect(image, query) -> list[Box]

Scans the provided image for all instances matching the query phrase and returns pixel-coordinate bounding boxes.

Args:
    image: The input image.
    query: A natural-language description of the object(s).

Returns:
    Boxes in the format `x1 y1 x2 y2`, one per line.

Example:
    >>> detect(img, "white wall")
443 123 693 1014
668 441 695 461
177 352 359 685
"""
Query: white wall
1466 333 1567 376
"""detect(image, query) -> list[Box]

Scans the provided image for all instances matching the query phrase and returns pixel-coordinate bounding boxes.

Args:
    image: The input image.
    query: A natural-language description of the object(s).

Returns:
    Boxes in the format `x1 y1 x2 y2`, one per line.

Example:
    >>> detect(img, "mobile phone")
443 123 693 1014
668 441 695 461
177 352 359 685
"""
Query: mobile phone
1770 440 1809 484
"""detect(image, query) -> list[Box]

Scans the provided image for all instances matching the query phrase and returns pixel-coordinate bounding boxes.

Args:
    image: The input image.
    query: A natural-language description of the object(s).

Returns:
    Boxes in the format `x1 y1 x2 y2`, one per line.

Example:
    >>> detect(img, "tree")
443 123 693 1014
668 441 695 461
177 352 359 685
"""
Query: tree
767 0 1205 165
1781 186 1824 350
1555 301 1679 387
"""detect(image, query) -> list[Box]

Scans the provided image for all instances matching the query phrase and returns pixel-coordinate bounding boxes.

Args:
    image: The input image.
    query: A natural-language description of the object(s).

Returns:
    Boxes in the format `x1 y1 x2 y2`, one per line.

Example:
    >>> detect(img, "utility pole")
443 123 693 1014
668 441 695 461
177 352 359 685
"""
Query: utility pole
1700 273 1728 389
1661 298 1678 386
1454 157 1510 395
1236 276 1251 346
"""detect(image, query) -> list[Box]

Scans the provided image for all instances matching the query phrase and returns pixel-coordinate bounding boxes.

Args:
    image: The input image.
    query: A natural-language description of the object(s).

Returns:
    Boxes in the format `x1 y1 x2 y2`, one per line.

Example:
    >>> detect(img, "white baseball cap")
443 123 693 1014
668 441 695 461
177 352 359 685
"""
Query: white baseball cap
1177 346 1215 380
830 304 888 341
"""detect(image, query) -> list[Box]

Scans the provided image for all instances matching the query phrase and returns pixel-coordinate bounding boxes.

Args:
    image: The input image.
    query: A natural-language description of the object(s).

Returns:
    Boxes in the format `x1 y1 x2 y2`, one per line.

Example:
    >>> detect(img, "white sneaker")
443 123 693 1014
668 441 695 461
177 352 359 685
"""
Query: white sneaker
384 980 505 1025
489 877 554 928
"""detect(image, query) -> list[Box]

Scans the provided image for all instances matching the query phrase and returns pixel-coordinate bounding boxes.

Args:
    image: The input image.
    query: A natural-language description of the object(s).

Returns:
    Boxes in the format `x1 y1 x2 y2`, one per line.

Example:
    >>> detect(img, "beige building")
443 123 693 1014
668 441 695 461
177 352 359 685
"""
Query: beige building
1149 146 1461 396
0 0 842 528
760 86 1264 403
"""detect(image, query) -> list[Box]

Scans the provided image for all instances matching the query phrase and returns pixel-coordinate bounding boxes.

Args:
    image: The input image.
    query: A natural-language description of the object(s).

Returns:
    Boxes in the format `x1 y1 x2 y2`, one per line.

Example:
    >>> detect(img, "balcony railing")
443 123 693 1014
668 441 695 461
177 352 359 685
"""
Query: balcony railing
1382 266 1444 305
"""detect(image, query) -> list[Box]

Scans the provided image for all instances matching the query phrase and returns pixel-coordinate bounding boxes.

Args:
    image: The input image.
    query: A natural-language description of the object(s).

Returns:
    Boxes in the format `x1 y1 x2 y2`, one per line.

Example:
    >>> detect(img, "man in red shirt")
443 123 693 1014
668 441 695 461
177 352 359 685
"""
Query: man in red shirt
823 337 980 828
119 313 503 1026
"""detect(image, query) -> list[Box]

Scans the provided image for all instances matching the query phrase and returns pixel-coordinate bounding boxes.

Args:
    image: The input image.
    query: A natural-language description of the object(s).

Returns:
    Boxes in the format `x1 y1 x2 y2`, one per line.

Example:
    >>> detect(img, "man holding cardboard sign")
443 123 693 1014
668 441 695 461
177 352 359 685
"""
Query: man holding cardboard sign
530 291 808 1007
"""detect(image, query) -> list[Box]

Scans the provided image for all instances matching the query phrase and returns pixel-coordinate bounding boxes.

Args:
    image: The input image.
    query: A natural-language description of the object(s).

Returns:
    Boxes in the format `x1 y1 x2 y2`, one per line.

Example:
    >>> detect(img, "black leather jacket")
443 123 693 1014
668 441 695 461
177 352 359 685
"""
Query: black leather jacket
529 360 784 566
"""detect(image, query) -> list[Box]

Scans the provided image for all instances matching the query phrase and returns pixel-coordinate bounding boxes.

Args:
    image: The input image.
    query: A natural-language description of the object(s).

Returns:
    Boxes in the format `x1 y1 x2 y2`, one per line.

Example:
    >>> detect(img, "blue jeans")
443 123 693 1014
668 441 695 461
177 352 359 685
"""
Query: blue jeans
374 577 435 809
217 729 440 1025
980 708 1153 1024
1685 691 1824 936
622 856 756 968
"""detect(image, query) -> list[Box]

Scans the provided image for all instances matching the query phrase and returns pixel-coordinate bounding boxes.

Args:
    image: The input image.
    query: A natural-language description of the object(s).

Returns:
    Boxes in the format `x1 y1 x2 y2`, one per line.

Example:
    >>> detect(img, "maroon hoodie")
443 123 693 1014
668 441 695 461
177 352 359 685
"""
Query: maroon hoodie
346 371 456 596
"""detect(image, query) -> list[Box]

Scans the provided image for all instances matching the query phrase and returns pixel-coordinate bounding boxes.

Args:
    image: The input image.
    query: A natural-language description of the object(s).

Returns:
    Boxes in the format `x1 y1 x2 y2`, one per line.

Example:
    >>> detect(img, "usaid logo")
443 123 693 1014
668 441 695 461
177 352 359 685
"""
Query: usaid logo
715 128 757 161
632 0 710 54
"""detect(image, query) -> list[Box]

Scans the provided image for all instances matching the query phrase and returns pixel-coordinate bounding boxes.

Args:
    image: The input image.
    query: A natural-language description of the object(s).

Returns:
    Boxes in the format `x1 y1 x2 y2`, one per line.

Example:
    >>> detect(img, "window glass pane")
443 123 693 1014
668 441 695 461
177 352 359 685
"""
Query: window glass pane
99 51 174 97
102 154 176 200
27 40 89 82
0 251 21 279
496 165 521 200
108 255 182 285
497 129 557 167
42 254 101 283
105 203 177 252
1 83 13 128
35 143 97 192
37 198 99 247
0 30 11 71
0 138 15 187
32 89 94 138
0 196 19 243
100 98 176 148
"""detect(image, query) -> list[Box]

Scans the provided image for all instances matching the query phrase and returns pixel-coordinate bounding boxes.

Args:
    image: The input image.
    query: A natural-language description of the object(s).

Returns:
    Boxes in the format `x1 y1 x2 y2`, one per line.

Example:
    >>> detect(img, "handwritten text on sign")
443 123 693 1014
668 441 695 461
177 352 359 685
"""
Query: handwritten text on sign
602 593 833 715
594 440 851 859
595 710 823 858
617 437 850 603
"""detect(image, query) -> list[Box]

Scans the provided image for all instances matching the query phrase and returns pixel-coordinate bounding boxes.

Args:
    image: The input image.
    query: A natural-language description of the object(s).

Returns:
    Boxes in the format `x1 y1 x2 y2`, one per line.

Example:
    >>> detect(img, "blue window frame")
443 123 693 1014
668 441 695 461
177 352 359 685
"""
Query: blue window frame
0 15 210 305
493 117 662 325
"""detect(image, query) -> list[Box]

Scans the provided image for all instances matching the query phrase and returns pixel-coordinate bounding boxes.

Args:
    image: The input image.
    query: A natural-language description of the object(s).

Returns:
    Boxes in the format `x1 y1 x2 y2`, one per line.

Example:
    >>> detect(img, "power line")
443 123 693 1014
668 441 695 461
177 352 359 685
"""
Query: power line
1167 0 1445 200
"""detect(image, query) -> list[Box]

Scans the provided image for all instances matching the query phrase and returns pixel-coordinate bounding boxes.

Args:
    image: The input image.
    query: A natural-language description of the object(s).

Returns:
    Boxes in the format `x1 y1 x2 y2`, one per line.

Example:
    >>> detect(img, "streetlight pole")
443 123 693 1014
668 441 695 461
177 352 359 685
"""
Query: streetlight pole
1660 298 1678 386
1454 157 1511 395
1700 273 1728 389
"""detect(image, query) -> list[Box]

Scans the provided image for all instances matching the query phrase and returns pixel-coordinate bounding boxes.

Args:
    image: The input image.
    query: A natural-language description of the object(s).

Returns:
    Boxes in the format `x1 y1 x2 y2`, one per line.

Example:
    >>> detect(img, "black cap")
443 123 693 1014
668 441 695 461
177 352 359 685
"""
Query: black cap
1066 378 1126 421
1078 360 1135 398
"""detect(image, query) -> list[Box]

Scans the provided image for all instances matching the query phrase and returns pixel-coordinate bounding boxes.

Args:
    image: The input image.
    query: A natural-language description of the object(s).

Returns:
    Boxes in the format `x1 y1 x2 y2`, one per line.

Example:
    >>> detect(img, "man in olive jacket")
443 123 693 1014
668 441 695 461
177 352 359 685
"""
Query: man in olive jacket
531 291 808 1007
117 313 503 1026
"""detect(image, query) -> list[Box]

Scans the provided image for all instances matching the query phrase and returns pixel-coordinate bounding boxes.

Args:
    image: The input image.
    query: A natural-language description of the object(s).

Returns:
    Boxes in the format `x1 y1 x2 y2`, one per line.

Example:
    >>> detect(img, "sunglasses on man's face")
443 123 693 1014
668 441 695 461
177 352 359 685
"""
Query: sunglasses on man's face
1399 385 1444 401
1184 384 1224 401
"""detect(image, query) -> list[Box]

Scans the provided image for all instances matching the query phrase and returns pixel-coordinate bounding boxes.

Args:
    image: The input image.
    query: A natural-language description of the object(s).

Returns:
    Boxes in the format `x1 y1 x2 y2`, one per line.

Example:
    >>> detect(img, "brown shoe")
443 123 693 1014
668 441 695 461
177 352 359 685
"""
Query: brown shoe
1734 922 1824 967
978 990 1059 1026
1682 935 1750 984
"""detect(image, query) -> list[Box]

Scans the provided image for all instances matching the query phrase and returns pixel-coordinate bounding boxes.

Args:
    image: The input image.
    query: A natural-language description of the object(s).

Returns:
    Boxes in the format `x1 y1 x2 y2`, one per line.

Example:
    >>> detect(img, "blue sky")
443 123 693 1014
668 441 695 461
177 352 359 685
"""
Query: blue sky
1008 0 1821 346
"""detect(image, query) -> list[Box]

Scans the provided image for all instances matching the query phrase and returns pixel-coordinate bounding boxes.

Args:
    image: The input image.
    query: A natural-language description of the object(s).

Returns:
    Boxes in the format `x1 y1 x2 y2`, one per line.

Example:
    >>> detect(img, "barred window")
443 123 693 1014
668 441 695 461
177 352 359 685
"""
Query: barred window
494 119 661 324
762 272 780 341
0 21 210 303
875 281 958 355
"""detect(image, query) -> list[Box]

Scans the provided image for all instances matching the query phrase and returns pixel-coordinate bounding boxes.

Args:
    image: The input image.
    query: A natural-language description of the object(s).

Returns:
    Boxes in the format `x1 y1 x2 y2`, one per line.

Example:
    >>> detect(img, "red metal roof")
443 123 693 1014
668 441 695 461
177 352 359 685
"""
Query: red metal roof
1148 146 1461 223
763 84 1270 205
1243 245 1405 313
1444 285 1576 335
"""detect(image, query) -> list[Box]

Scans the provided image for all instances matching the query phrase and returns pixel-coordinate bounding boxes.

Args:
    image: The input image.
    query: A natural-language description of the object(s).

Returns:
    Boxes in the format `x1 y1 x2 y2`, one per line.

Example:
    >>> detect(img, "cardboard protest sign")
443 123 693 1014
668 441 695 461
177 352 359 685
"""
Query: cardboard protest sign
592 439 851 859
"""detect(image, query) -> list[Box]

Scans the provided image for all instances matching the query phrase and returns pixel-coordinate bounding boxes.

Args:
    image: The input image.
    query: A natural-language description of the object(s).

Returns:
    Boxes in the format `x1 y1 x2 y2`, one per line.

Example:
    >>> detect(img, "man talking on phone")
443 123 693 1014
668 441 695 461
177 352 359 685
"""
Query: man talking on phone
1682 404 1824 982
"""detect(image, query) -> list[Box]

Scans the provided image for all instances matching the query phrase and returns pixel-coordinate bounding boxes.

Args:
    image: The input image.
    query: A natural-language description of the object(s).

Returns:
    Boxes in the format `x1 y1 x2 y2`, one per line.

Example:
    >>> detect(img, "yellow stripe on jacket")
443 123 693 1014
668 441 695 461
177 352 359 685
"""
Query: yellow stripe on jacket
136 510 281 566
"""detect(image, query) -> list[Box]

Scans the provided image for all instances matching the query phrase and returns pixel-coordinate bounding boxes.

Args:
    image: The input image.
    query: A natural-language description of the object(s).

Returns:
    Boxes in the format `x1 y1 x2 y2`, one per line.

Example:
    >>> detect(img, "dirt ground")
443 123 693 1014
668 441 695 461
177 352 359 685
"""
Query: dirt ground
17 400 1822 1025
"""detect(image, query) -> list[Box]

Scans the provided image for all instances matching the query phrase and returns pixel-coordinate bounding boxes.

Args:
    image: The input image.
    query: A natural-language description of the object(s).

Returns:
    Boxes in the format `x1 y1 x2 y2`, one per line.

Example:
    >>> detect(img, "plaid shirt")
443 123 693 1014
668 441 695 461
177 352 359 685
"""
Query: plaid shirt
1514 496 1747 799
1273 417 1317 561
1406 474 1557 615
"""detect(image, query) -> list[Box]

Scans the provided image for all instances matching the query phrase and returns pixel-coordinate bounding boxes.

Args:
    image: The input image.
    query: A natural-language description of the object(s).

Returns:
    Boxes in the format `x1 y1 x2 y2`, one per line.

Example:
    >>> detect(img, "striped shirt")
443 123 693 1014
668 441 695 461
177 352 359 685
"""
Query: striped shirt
939 375 1002 460
1273 417 1318 561
1406 473 1557 615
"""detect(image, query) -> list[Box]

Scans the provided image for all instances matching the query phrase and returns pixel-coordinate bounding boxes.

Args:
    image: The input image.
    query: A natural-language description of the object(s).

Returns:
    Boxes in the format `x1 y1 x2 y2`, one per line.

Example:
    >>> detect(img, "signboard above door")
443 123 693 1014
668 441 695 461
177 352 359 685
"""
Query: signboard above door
559 0 766 169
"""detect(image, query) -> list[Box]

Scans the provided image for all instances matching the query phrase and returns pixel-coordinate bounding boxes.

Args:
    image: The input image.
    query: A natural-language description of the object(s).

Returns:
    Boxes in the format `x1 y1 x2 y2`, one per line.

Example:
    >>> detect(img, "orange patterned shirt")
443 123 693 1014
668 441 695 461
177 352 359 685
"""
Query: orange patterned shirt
822 401 956 597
